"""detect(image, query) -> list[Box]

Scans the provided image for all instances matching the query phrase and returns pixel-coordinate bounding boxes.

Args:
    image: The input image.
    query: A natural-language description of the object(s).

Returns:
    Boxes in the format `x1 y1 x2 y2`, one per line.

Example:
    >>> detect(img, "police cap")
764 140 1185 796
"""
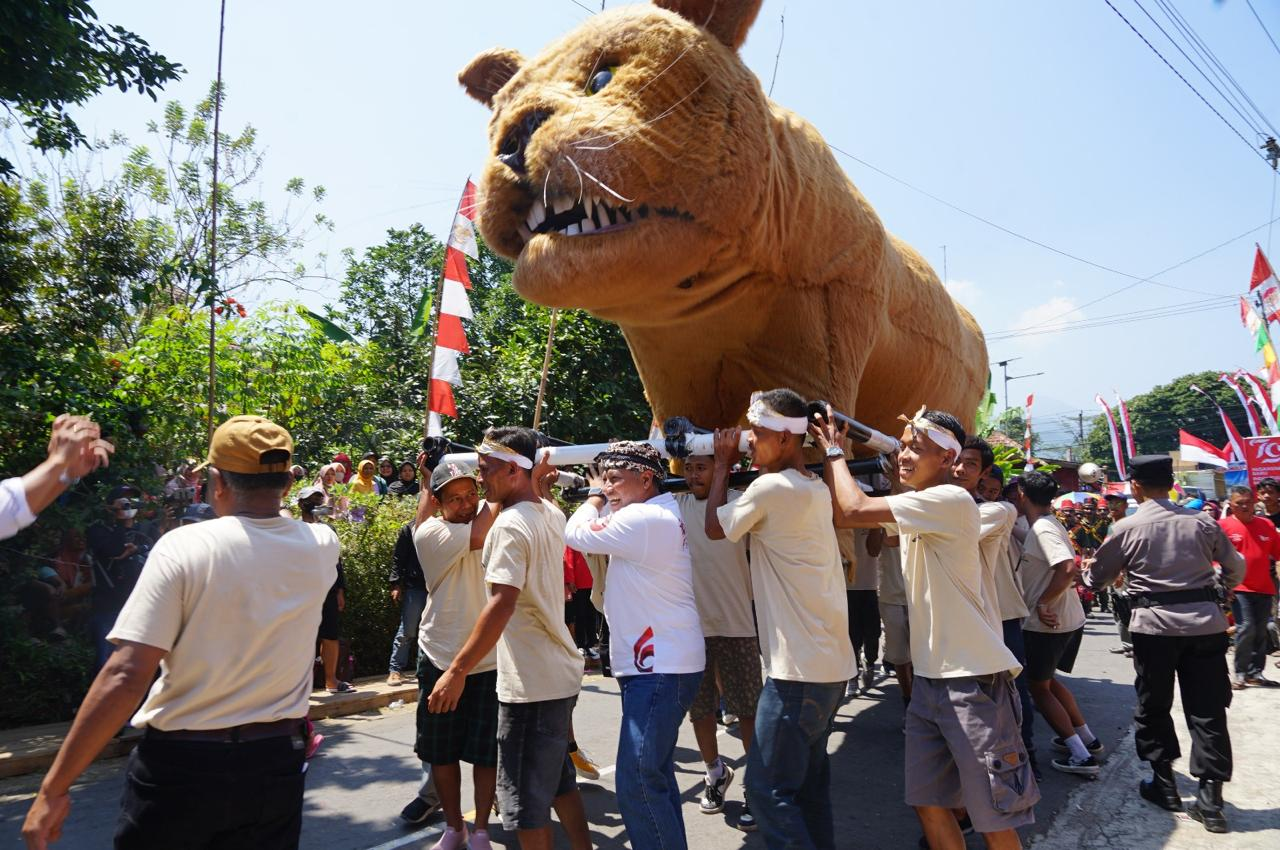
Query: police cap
1126 454 1173 482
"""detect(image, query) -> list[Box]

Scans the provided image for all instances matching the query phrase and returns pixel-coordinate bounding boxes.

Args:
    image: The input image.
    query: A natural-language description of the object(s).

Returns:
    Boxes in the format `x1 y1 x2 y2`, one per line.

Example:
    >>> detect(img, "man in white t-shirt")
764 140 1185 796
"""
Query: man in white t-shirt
426 427 589 850
566 441 705 850
673 454 761 830
1013 471 1104 779
814 405 1038 849
23 416 337 850
704 388 855 850
407 462 501 850
952 438 1038 769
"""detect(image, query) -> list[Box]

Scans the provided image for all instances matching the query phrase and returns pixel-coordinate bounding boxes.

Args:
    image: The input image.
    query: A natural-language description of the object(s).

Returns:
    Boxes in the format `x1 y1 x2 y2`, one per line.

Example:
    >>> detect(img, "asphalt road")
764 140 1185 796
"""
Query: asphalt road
1 610 1140 849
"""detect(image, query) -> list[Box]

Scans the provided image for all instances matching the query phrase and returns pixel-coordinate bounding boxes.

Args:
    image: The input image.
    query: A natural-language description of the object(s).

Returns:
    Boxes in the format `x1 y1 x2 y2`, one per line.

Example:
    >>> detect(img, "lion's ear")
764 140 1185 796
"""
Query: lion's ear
653 0 763 51
458 48 526 108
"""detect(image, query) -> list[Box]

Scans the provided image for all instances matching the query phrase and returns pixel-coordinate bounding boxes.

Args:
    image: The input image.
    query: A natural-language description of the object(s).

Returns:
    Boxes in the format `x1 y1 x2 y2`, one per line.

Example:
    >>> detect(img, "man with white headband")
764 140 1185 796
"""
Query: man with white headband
813 405 1039 850
565 441 704 850
426 426 590 850
704 388 855 850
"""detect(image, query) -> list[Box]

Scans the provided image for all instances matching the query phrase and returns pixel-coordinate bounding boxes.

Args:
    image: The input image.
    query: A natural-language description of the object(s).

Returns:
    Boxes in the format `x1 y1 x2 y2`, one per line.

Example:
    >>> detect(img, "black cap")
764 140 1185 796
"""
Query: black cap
1103 492 1128 502
431 461 475 494
181 503 217 523
106 484 140 503
1126 455 1173 482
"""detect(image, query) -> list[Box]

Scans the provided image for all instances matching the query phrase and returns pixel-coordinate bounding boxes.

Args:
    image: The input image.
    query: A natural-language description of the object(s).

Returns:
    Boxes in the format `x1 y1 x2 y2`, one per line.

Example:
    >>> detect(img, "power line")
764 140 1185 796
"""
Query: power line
1101 0 1269 164
1151 0 1278 138
1135 0 1265 138
1246 0 1280 62
987 296 1234 340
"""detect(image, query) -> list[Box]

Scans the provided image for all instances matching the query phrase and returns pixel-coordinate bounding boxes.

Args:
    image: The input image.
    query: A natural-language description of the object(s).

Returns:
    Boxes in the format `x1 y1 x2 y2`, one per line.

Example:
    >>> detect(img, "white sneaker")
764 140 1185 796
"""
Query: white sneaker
845 679 859 699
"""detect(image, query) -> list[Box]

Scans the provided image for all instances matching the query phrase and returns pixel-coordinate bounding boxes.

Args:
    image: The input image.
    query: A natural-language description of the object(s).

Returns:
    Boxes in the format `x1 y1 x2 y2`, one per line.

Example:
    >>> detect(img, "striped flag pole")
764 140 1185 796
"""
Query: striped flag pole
1023 394 1034 464
1114 391 1136 459
1235 369 1280 436
424 179 479 439
1094 394 1127 480
1219 372 1263 438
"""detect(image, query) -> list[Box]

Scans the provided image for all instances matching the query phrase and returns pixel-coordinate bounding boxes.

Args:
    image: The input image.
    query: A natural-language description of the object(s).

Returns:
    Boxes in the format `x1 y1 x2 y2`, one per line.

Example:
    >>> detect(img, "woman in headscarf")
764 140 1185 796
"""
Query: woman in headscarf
377 457 394 493
387 461 420 497
332 452 353 483
315 463 350 514
351 459 381 495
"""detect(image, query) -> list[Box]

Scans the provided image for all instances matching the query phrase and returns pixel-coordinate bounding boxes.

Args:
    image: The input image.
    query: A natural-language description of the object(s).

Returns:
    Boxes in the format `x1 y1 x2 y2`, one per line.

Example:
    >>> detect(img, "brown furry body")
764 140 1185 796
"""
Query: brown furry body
460 0 987 434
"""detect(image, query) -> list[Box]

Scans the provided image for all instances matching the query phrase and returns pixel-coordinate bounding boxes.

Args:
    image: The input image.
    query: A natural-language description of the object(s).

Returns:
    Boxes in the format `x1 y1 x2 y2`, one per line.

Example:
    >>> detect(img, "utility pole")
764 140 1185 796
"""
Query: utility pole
992 358 1045 410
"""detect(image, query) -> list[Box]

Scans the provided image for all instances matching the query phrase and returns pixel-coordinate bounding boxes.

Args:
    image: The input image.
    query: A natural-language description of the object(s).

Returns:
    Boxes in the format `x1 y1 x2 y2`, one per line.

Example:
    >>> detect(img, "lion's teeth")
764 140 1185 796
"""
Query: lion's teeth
581 217 595 233
528 200 546 231
564 222 580 235
553 196 572 215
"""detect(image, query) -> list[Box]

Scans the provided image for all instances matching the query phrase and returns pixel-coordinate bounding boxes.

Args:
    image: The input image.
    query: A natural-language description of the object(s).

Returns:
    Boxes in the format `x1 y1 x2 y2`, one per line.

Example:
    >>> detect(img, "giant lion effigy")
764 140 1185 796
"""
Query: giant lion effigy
458 0 987 435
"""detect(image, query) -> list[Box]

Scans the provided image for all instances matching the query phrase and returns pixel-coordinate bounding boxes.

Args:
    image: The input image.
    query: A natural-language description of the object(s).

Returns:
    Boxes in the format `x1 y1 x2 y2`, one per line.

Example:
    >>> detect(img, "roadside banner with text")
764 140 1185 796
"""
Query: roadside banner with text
1244 436 1280 487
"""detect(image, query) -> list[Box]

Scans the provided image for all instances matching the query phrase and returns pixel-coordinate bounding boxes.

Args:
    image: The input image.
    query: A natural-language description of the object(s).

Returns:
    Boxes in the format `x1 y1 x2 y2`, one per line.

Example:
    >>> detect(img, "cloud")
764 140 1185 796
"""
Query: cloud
944 279 981 308
1011 295 1085 348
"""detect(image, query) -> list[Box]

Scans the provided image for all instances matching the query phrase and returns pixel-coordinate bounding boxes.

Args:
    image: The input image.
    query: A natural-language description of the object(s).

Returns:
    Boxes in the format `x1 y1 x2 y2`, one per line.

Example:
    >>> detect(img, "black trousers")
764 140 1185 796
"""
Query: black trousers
1113 592 1133 645
114 734 307 849
1131 632 1232 781
846 589 881 668
570 588 598 651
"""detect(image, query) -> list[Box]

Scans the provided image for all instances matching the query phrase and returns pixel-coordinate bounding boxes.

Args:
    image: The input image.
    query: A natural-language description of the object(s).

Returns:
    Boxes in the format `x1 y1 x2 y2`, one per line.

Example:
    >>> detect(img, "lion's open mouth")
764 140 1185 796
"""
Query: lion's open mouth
516 193 692 245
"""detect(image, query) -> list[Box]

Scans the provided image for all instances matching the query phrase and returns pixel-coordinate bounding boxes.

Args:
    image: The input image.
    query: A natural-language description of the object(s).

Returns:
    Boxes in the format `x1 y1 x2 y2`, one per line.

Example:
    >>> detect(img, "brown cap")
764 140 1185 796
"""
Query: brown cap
200 415 293 474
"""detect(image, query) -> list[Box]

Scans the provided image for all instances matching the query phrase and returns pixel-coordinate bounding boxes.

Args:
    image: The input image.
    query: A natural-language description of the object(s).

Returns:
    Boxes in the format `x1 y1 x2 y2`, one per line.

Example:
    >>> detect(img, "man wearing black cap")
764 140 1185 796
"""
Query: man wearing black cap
23 415 340 850
86 484 157 674
1085 455 1244 834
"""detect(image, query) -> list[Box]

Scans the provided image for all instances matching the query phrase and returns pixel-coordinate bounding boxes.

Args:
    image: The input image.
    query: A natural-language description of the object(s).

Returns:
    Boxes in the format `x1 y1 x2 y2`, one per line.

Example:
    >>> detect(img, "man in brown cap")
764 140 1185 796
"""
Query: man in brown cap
23 416 340 850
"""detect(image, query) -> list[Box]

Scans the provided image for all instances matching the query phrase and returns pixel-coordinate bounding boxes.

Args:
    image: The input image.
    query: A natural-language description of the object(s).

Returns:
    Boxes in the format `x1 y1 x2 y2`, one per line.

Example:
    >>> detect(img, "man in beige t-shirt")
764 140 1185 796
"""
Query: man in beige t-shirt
704 388 855 849
406 461 501 850
426 427 588 850
815 405 1038 848
24 416 336 850
675 454 760 830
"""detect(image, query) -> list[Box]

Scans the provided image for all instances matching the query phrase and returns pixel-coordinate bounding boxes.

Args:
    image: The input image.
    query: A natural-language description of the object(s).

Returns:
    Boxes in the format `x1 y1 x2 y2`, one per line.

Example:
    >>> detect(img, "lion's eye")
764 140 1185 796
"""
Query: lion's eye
587 67 615 95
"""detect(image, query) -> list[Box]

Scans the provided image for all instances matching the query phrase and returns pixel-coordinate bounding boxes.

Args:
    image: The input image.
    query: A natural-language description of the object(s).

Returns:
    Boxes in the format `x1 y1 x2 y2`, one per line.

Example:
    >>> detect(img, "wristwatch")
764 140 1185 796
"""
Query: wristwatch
587 486 605 498
825 446 845 460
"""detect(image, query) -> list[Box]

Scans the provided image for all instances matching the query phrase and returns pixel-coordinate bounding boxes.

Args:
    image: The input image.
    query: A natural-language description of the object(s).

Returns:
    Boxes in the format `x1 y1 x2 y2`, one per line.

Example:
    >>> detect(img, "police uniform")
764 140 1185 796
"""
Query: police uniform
1085 455 1244 833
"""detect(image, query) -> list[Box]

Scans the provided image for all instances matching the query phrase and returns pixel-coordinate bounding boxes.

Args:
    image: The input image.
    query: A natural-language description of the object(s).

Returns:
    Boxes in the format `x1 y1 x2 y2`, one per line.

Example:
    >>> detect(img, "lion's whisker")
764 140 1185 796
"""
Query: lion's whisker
579 41 697 135
564 155 586 204
573 76 710 151
566 155 635 204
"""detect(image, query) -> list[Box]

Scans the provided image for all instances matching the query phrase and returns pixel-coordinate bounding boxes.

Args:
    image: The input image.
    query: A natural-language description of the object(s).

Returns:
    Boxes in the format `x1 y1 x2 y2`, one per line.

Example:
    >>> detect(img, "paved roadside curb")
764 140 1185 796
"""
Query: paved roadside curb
1029 683 1280 849
0 675 419 780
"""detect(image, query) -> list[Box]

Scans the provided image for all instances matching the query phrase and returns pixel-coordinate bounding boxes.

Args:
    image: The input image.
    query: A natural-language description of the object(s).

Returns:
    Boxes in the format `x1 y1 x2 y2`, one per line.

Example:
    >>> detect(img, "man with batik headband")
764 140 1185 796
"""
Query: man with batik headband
704 388 855 850
814 405 1039 850
427 427 590 850
565 441 704 850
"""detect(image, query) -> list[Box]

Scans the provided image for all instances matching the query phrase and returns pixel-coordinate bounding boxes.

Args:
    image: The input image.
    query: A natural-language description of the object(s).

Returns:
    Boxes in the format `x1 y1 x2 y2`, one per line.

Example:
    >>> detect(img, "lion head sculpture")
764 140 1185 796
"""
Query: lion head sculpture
460 0 987 437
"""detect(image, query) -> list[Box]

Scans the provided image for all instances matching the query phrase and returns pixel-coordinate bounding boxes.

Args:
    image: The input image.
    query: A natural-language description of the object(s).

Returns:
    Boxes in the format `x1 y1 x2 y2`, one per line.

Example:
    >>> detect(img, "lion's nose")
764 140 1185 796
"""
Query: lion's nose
497 109 551 176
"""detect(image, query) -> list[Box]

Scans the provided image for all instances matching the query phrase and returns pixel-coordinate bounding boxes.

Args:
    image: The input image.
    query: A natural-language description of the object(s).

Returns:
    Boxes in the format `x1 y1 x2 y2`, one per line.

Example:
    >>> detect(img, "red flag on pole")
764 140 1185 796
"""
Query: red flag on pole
1094 394 1127 480
1024 394 1034 462
427 180 479 436
1252 244 1276 290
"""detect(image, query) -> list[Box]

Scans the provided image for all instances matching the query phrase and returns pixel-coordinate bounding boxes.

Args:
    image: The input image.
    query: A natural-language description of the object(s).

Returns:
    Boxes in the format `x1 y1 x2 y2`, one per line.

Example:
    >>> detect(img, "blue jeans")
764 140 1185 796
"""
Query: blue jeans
616 672 702 850
388 588 427 673
1233 591 1274 678
1002 618 1037 755
746 677 843 850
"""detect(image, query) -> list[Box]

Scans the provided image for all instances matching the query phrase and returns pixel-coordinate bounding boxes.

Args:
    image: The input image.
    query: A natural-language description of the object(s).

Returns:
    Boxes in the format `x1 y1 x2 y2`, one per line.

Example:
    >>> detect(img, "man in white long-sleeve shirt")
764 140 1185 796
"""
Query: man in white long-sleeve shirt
2 415 113 540
565 440 704 850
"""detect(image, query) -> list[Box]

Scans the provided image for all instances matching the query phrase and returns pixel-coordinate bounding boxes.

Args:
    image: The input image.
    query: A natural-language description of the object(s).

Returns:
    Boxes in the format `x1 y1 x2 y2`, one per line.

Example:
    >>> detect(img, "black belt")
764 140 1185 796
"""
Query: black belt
1129 587 1218 609
144 717 306 743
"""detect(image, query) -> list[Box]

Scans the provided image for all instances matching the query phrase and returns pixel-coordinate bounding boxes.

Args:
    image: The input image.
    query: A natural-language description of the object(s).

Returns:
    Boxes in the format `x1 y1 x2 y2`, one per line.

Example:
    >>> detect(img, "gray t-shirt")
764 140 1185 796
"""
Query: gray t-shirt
1086 499 1243 636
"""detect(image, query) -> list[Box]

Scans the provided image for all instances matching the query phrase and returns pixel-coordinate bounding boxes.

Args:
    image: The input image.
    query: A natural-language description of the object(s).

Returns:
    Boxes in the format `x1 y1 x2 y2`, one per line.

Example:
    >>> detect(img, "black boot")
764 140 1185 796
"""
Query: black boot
1187 778 1229 833
1138 761 1182 811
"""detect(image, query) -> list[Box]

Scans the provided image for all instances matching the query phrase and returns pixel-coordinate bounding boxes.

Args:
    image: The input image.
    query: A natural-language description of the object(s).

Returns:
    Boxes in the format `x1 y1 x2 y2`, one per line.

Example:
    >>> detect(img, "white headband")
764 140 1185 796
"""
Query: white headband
898 406 962 458
746 393 809 435
476 440 533 469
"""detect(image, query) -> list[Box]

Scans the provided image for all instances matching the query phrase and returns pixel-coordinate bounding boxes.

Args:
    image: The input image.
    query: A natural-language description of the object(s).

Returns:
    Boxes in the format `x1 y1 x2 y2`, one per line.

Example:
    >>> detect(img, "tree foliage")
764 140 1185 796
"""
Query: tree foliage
0 0 182 174
1082 371 1251 470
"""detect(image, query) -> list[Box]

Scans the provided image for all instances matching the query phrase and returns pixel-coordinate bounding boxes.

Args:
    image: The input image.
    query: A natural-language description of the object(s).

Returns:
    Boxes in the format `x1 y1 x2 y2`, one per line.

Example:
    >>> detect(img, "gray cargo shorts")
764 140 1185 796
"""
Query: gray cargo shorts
905 672 1039 833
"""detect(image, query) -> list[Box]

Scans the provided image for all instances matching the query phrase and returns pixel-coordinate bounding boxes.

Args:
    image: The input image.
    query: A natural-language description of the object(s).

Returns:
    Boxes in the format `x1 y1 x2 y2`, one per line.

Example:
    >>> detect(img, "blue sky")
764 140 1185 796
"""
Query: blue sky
49 1 1280 451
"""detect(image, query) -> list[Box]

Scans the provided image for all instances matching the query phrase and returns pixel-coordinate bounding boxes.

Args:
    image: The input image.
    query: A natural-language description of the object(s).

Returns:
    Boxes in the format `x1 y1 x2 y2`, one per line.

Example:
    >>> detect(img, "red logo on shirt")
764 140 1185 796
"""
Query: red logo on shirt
590 517 610 532
633 626 655 672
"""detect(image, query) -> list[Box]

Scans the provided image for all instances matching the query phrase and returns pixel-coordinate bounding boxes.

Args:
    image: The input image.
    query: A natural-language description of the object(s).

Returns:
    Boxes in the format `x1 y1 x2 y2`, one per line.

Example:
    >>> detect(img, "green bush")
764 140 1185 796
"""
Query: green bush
0 607 94 729
326 491 419 679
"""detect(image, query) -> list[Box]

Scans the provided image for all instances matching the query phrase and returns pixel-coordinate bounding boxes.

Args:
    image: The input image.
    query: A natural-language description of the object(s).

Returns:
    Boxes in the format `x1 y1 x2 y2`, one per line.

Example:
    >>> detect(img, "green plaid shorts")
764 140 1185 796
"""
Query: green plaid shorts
414 656 499 766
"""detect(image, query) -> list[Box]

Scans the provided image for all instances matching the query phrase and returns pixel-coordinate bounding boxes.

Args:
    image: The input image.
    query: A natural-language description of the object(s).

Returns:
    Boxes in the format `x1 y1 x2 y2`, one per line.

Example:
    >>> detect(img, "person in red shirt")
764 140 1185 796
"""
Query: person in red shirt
1218 486 1280 688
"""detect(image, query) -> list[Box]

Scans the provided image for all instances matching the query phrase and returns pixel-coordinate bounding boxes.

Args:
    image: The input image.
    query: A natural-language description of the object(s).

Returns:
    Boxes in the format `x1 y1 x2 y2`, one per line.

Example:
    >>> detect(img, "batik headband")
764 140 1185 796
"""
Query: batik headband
746 392 809 435
593 441 666 478
476 438 533 469
897 406 962 457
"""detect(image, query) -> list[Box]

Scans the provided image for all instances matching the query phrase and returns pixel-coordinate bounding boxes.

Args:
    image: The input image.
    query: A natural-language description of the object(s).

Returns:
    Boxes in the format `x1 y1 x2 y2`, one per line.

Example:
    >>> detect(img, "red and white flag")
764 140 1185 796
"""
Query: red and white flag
1235 369 1280 436
428 179 480 437
1189 384 1246 462
1252 244 1276 291
1115 392 1136 459
1219 373 1263 438
1095 394 1127 480
1178 430 1229 469
1023 394 1034 462
1261 286 1280 324
1241 296 1264 335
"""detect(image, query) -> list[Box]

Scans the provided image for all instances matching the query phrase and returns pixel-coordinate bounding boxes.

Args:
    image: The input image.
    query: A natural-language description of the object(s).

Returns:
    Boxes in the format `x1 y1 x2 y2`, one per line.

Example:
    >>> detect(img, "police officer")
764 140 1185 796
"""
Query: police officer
1084 455 1244 834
